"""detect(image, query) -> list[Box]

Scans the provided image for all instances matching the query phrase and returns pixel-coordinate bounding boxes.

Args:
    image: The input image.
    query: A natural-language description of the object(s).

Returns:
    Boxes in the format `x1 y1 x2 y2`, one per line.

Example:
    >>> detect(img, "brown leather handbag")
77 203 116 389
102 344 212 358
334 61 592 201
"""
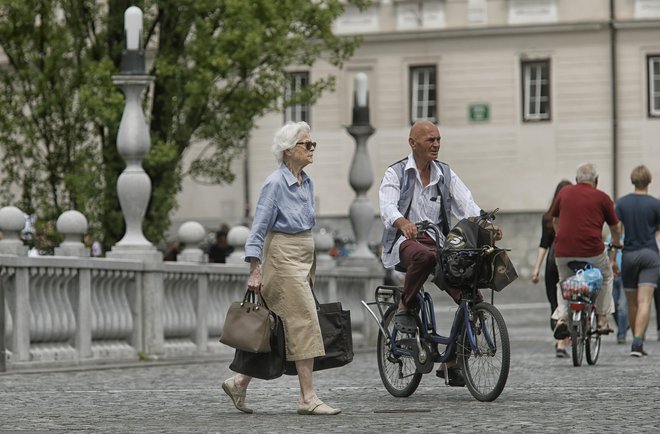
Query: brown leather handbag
220 290 275 353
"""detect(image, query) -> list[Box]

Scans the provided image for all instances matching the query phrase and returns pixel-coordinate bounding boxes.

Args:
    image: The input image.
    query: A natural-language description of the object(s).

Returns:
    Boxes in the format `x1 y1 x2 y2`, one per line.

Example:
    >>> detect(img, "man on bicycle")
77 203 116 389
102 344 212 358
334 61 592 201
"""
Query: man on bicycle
551 162 622 340
378 120 499 384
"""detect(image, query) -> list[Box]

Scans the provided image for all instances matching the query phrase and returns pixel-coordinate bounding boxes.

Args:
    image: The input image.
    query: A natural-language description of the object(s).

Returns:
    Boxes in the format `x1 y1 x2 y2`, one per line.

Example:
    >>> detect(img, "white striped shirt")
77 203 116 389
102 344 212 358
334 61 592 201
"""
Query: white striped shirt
379 153 481 268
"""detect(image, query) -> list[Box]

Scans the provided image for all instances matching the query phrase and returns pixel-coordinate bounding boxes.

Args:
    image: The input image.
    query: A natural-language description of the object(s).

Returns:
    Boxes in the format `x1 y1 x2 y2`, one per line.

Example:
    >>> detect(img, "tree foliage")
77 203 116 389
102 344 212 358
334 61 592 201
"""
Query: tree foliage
0 0 366 251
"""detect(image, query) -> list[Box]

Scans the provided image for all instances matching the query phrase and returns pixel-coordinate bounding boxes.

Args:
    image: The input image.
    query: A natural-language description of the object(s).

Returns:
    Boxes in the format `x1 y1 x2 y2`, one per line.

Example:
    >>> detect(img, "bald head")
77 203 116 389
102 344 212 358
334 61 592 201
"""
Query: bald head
409 120 438 141
408 121 440 166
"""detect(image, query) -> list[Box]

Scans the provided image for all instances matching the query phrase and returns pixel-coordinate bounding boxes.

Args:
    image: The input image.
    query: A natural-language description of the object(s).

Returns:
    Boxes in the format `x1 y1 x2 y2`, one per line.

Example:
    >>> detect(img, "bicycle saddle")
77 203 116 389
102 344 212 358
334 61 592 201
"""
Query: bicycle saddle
567 260 590 273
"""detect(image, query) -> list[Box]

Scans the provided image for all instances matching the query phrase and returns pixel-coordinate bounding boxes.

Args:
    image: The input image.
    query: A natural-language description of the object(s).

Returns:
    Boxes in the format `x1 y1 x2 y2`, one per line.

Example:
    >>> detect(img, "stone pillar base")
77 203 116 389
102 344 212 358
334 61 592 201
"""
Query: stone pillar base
106 246 162 263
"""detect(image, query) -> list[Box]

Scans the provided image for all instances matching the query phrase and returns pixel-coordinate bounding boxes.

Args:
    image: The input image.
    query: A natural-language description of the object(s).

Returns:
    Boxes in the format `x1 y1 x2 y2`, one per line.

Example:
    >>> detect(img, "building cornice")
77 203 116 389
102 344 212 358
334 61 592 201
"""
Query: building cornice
613 19 660 30
356 22 613 42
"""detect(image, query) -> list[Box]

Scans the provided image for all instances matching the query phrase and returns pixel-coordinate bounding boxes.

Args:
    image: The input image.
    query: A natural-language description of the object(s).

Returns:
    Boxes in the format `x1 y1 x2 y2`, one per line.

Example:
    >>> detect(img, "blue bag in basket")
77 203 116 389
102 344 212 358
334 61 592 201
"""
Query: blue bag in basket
580 265 603 295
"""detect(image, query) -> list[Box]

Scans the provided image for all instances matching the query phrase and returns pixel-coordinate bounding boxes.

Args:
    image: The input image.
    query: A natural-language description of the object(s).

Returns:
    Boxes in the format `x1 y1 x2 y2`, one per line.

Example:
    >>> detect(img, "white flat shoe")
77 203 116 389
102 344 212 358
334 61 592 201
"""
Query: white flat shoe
222 378 253 414
297 397 341 415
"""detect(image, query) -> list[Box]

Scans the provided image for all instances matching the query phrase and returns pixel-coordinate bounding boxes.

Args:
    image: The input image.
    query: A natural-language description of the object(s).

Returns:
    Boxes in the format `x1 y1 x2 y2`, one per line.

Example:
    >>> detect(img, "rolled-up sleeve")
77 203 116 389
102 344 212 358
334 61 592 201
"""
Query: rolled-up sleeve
244 181 278 262
379 168 404 228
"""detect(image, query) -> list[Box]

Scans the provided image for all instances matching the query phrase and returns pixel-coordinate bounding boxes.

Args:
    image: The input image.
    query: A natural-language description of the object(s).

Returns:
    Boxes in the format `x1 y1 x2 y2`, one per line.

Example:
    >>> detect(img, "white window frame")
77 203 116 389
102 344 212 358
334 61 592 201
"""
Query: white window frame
648 55 660 117
284 71 310 124
410 65 437 123
522 60 551 122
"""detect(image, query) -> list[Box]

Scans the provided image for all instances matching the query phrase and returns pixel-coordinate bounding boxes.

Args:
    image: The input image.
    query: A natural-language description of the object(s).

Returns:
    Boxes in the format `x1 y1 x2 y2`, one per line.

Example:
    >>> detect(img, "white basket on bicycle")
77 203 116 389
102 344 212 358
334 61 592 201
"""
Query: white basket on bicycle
560 265 603 300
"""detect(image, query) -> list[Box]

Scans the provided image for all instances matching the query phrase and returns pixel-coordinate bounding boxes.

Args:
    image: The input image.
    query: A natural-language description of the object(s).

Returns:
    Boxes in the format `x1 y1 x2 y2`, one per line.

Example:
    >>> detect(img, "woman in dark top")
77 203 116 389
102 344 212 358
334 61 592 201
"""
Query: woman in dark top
531 179 572 357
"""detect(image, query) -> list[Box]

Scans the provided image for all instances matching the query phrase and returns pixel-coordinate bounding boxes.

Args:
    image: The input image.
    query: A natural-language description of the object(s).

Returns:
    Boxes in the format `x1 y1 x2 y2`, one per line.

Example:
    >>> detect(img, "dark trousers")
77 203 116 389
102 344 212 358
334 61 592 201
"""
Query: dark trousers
544 244 560 331
398 234 462 308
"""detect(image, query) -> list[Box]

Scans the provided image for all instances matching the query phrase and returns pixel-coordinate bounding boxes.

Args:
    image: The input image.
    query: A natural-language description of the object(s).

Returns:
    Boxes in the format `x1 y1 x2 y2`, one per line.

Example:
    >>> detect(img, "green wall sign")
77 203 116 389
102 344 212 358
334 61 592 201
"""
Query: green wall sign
469 103 490 122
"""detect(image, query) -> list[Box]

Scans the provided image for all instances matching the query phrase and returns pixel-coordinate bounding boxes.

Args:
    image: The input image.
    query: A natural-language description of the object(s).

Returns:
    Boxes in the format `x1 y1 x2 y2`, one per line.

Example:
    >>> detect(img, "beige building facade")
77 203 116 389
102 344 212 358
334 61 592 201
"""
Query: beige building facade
174 0 660 252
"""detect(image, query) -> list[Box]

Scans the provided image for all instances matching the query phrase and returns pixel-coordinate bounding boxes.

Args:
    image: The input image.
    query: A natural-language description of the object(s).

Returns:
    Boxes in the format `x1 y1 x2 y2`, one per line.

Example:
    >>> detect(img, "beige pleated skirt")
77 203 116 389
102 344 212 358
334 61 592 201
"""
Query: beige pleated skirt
260 231 325 361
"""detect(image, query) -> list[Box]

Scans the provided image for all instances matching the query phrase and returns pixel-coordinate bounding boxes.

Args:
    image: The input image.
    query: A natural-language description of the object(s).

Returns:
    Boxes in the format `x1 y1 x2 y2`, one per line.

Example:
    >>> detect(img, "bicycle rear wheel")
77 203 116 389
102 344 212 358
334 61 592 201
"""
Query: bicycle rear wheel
458 302 510 402
377 305 422 397
570 315 584 367
585 307 601 365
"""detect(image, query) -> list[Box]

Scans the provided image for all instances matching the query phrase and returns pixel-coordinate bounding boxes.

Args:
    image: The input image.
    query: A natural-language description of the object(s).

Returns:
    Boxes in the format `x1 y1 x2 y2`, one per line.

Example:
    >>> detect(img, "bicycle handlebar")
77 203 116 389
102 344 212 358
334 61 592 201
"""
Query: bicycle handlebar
414 221 496 256
414 208 502 254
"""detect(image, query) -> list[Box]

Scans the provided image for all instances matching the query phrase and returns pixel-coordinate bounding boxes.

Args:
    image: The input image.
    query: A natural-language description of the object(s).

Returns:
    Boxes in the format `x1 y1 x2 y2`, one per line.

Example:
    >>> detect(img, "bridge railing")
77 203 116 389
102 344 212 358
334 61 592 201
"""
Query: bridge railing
0 255 383 370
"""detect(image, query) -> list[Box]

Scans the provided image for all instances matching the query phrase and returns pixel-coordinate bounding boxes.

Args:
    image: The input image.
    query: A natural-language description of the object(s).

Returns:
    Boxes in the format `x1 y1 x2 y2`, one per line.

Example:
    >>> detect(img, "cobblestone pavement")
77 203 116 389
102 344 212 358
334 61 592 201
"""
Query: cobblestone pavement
1 280 659 433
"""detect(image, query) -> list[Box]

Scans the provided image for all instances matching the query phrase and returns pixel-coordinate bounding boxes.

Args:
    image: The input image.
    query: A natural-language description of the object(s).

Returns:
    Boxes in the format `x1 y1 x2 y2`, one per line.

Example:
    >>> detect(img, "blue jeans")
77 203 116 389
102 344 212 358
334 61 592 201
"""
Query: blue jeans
612 276 628 339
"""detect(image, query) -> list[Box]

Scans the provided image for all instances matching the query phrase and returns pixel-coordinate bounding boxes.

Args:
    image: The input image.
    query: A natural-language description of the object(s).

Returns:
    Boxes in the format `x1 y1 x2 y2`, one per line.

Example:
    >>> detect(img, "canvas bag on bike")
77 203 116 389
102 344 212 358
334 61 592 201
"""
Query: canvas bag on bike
433 215 517 291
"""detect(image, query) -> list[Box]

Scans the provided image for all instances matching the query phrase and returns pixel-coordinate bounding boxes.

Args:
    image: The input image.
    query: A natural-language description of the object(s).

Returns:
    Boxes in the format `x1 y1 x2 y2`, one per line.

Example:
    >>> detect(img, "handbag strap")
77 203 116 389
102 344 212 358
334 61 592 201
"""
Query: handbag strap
241 289 270 311
309 288 331 312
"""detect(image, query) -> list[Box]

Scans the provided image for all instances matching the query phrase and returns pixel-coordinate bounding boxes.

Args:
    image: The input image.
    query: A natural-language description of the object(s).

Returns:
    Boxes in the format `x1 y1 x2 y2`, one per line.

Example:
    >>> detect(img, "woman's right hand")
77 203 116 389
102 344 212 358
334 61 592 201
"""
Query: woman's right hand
247 264 263 293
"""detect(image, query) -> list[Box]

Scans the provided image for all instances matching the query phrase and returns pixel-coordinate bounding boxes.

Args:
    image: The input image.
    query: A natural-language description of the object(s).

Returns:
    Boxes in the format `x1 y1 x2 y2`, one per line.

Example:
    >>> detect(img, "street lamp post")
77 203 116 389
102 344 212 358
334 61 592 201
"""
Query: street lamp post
346 72 377 261
107 6 159 261
106 7 164 357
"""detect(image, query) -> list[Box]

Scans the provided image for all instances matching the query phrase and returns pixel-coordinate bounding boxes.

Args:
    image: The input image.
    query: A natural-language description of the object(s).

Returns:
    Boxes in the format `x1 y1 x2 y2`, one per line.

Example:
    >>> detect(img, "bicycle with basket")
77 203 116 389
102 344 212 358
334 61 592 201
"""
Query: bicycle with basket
560 262 604 367
361 209 518 402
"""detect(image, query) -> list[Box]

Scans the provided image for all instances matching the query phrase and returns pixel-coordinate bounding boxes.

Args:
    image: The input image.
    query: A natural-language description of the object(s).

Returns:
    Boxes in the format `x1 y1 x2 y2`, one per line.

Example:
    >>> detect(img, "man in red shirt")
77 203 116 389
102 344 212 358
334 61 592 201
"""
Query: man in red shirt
550 162 623 339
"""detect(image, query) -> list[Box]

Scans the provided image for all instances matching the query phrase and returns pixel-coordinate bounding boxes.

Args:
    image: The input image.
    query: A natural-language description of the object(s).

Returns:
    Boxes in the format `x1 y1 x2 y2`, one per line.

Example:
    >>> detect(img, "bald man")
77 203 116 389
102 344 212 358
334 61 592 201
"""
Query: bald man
378 121 487 386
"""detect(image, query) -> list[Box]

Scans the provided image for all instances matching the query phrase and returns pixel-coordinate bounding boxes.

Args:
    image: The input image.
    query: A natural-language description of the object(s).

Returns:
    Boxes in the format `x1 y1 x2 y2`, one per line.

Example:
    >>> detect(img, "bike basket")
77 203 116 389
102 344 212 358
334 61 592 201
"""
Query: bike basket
435 216 518 292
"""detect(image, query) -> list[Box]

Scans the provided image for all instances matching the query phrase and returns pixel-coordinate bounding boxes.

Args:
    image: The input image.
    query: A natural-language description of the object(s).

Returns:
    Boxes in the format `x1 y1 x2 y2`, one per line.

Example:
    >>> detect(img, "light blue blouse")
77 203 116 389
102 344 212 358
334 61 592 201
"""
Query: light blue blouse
244 163 315 262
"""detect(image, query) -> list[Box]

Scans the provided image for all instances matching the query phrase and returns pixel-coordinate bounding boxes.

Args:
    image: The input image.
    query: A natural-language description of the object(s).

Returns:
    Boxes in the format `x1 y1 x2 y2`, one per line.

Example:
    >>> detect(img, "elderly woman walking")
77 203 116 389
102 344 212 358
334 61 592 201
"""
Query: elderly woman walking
222 121 340 416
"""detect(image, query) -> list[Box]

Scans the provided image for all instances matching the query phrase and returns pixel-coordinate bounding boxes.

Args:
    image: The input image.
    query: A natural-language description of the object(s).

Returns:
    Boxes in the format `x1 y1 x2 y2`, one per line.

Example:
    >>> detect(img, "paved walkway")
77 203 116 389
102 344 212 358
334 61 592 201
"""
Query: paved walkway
1 280 659 433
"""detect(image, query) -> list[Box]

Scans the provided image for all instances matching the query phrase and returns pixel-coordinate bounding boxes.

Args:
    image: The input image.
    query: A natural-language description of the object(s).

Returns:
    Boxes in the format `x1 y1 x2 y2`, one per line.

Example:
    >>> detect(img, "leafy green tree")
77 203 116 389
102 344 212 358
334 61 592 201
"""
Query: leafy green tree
0 0 366 251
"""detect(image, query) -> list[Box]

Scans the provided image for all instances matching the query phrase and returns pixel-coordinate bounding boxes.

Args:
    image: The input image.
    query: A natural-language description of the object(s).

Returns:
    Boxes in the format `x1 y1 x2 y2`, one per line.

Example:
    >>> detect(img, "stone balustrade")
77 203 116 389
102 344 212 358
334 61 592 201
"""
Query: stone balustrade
0 207 384 370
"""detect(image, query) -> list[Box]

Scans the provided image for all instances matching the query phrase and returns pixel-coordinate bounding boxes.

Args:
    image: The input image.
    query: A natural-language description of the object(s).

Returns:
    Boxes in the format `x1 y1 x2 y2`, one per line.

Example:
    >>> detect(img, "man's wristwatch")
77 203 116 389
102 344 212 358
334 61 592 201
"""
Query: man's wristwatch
607 243 623 251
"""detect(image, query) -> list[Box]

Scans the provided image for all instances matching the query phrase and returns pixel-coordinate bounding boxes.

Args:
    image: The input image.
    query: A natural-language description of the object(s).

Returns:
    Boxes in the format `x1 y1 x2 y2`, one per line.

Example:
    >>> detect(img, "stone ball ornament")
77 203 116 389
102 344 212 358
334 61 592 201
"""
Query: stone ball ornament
0 206 27 233
56 210 89 236
177 221 206 246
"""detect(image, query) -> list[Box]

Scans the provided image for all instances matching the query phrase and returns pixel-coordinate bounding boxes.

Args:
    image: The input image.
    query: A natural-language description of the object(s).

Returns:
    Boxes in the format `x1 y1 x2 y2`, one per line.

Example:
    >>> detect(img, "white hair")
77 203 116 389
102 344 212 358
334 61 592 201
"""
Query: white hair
271 121 310 163
576 162 598 183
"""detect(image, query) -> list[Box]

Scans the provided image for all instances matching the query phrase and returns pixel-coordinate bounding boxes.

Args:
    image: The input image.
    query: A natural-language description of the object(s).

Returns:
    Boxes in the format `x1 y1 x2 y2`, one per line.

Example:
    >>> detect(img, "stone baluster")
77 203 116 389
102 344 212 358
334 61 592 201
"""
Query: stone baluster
0 206 28 256
163 273 196 342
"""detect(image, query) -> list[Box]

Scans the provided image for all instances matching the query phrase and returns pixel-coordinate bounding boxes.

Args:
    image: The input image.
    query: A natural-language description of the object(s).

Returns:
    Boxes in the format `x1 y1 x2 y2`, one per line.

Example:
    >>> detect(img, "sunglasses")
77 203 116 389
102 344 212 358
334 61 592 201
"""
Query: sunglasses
295 141 317 151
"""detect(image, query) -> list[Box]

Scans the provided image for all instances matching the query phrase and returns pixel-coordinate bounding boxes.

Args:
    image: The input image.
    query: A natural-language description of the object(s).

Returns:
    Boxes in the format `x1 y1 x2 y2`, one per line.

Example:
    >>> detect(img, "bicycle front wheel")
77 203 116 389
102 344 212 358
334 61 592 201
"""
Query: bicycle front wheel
458 302 510 402
377 305 422 397
585 307 601 365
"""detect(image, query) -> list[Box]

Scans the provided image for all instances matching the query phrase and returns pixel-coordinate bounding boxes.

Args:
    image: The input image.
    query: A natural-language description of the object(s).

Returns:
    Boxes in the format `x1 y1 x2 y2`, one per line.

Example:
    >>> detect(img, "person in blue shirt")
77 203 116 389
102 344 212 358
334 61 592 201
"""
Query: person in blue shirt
615 165 660 357
222 121 340 416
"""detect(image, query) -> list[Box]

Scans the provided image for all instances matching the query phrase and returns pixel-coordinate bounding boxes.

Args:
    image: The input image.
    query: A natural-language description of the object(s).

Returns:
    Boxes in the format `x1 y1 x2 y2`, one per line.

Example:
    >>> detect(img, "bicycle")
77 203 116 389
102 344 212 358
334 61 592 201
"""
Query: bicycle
560 261 604 367
361 212 511 402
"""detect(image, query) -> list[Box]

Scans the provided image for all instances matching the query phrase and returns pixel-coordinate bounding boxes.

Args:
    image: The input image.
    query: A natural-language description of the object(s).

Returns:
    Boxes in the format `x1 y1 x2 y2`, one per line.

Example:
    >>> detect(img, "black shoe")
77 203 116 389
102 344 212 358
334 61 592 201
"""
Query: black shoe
436 366 466 387
393 310 417 334
555 347 569 358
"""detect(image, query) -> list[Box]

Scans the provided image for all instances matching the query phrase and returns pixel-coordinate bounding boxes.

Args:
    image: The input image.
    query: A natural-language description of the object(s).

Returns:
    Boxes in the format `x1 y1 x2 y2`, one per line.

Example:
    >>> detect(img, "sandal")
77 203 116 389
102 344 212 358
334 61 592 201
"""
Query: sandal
297 397 341 415
393 309 417 334
597 316 614 335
